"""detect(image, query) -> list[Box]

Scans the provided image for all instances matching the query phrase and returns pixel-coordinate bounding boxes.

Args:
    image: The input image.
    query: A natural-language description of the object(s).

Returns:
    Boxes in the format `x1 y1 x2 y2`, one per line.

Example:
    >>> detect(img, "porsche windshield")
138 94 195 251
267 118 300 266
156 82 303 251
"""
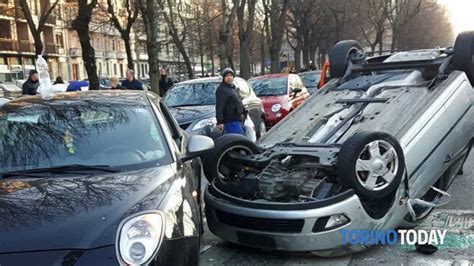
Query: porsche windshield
249 78 288 96
0 99 172 173
164 82 219 107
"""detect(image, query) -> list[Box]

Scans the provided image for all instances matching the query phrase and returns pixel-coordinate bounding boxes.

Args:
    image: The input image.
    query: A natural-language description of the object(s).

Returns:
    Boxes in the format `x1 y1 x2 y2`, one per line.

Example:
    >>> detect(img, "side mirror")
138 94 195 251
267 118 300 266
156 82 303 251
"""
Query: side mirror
180 135 215 162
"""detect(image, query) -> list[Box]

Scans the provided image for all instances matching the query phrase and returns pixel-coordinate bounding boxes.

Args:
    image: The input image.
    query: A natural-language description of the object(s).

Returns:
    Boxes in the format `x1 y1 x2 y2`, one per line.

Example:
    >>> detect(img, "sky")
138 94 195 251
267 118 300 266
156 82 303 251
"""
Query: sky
437 0 474 34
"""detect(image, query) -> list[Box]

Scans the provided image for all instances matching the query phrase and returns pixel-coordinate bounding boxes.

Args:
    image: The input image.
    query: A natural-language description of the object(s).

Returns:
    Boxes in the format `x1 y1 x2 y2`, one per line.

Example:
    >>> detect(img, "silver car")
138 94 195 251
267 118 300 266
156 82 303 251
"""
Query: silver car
202 31 474 255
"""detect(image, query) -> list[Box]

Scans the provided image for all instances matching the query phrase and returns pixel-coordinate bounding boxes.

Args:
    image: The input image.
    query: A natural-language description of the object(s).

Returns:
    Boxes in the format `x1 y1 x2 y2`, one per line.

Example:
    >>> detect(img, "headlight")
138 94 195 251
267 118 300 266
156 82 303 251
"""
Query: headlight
192 117 217 130
116 211 165 265
271 104 282 113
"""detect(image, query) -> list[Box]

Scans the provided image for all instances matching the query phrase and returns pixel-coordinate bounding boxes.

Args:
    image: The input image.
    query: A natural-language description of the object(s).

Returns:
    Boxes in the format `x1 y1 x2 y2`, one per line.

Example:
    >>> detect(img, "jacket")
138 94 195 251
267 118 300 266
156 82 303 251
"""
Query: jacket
22 78 39 95
159 76 174 97
215 82 245 124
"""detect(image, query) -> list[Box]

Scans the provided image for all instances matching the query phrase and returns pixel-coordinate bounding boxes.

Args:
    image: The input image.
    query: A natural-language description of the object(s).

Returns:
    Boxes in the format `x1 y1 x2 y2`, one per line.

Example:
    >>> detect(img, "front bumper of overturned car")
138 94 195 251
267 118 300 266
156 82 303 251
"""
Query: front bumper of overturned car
204 186 388 254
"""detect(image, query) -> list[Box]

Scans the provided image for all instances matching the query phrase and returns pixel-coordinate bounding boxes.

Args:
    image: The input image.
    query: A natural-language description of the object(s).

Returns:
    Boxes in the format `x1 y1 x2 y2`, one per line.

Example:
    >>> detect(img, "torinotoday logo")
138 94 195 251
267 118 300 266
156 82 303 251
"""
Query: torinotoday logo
340 229 447 245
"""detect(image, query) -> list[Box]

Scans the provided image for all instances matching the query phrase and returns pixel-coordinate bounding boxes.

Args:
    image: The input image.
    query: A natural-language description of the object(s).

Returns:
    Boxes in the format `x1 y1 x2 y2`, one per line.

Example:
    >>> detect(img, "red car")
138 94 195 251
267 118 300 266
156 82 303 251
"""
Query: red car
249 74 310 129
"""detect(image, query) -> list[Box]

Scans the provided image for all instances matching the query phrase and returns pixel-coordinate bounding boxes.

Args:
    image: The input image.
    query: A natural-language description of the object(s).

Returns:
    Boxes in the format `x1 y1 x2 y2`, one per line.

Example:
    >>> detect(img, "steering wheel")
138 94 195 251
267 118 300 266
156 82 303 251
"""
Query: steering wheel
101 146 147 162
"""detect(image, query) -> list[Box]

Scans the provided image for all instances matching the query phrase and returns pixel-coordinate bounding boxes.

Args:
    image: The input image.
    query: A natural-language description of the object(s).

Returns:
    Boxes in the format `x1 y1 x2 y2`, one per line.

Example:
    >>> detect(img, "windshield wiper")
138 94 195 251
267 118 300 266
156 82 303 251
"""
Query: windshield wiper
170 103 207 107
1 164 121 179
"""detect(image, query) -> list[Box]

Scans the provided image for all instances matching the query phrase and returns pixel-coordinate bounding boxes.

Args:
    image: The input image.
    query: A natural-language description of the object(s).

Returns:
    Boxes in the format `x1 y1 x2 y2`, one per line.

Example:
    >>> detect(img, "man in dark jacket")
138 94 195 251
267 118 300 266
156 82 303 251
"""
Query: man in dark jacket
22 69 39 95
159 68 174 97
121 69 143 90
215 68 246 135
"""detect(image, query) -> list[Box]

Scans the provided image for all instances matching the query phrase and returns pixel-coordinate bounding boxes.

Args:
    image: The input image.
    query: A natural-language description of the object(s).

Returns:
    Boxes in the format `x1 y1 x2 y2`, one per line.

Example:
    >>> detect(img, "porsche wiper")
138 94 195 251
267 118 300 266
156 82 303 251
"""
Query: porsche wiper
1 164 121 178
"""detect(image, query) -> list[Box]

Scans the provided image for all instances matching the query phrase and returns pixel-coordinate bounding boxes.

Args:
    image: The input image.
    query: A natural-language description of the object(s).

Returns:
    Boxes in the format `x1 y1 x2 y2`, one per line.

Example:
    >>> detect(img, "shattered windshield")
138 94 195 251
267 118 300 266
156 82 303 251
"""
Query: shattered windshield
0 99 172 173
163 82 219 107
249 78 288 96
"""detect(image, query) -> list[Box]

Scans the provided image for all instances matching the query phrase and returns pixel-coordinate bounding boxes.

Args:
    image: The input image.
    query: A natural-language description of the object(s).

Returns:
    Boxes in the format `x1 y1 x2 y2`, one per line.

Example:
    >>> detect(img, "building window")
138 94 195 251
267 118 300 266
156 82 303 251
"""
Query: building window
120 64 123 77
114 63 117 76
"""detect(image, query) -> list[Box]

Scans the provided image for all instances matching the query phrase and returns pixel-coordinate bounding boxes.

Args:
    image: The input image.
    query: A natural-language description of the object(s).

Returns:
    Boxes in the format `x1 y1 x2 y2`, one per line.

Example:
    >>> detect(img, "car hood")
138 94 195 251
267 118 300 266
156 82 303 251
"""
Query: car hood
259 95 288 109
168 105 215 124
0 165 176 253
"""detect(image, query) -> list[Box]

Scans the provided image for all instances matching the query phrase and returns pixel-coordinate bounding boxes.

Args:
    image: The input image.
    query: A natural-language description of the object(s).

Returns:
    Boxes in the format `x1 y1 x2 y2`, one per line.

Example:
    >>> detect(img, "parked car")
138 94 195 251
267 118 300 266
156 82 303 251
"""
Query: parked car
202 32 474 255
99 77 111 89
298 70 322 94
0 83 22 98
163 77 266 139
0 90 213 265
249 73 310 129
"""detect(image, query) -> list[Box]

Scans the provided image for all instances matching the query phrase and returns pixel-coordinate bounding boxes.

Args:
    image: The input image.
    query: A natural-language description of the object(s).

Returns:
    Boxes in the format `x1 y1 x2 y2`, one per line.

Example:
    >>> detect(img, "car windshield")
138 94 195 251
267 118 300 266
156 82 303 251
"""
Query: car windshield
0 99 173 174
249 78 287 96
299 73 320 87
163 82 219 107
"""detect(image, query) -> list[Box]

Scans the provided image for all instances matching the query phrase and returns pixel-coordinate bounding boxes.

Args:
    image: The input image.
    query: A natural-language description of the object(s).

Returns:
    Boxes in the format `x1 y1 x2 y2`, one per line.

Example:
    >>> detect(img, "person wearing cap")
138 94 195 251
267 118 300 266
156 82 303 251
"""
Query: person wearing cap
22 69 39 96
215 68 246 135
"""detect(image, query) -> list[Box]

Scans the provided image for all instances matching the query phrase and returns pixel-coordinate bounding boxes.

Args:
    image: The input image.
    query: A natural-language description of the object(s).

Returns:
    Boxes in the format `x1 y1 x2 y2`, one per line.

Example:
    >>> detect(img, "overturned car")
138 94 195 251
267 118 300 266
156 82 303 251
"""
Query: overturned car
202 31 474 255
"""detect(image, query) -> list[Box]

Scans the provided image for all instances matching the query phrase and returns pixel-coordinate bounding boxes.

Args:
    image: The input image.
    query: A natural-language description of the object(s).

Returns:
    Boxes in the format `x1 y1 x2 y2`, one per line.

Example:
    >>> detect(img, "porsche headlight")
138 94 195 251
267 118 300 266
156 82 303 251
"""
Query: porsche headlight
116 211 165 265
192 117 217 130
271 104 282 113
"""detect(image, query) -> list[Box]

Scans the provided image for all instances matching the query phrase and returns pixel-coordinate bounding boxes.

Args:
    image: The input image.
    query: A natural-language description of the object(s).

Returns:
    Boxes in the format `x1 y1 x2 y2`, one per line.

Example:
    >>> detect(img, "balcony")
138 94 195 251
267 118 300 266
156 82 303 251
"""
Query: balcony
116 52 126 59
18 40 34 53
45 42 58 54
0 38 16 51
105 51 116 59
95 50 105 58
69 47 82 57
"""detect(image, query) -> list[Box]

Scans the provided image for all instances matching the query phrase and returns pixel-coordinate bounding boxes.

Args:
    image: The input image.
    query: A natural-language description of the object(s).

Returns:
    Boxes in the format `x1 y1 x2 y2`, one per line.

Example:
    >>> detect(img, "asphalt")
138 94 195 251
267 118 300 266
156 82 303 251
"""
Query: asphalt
199 153 474 265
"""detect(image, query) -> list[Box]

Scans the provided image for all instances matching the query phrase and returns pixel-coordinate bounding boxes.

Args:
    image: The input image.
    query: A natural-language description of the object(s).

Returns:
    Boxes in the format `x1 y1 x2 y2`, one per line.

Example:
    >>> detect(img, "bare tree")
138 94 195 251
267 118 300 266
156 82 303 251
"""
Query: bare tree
218 0 238 70
18 0 59 56
263 0 289 73
157 0 194 79
106 0 139 69
138 0 161 94
236 0 256 79
386 0 422 52
397 0 453 50
73 0 99 90
357 0 389 54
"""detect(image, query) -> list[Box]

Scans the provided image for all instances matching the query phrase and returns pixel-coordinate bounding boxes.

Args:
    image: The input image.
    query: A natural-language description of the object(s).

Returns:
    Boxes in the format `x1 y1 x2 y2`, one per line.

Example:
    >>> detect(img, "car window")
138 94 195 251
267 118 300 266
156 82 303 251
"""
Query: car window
298 72 321 88
234 78 251 98
163 82 219 107
0 100 173 173
249 77 288 96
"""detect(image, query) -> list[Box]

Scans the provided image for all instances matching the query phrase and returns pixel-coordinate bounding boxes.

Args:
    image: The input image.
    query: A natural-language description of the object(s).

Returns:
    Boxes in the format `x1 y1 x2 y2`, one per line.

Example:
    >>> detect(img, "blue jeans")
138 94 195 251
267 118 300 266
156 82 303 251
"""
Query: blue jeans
224 121 243 135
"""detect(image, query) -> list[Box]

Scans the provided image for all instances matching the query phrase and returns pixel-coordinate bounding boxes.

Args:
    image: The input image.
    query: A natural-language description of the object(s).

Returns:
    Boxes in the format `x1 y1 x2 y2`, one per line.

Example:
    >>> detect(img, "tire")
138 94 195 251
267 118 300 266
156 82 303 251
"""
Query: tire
453 31 474 85
256 117 266 139
202 134 260 182
329 40 364 78
336 132 405 199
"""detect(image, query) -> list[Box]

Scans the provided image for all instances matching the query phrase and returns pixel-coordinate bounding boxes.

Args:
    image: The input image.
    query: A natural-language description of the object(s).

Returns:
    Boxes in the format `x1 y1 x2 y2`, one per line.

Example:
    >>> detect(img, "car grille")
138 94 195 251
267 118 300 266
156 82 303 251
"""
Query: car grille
215 210 304 233
179 122 192 130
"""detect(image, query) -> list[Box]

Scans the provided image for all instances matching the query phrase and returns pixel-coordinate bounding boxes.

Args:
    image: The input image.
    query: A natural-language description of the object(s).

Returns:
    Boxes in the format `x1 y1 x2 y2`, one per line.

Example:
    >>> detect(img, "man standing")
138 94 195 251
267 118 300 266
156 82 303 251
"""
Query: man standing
121 69 143 90
215 68 246 135
22 70 39 95
159 68 174 97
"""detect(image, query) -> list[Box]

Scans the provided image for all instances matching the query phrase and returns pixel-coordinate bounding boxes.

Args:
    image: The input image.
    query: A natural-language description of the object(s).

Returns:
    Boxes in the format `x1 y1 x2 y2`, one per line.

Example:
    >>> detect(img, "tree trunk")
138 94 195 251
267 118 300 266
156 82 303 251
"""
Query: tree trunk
269 44 280 73
209 26 215 75
294 45 301 71
219 32 228 70
240 38 251 78
302 47 309 67
260 34 265 75
139 0 160 94
73 0 99 90
33 34 43 56
122 33 134 70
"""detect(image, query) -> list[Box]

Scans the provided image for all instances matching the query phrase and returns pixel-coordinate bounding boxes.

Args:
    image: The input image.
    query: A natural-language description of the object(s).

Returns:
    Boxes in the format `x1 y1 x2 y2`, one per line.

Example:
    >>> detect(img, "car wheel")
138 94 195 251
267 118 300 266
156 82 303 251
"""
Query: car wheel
202 134 260 182
329 40 365 78
453 31 474 85
337 132 405 199
256 118 266 139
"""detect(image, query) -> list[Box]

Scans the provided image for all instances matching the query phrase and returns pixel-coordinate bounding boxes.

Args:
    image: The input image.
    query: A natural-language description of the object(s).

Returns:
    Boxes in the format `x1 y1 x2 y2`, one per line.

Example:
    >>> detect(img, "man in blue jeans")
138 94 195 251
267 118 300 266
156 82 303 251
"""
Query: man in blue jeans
215 68 246 135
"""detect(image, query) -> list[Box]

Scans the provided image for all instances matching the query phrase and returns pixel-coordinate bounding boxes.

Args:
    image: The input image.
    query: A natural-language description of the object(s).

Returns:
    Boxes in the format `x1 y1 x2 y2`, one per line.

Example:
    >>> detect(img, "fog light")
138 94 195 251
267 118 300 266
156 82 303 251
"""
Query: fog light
130 242 146 260
325 214 350 229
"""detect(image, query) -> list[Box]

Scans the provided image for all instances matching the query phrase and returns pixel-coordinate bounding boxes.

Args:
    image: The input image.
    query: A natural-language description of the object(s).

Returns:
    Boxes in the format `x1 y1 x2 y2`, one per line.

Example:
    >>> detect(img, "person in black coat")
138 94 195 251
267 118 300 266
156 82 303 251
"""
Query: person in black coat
159 68 174 97
22 70 39 96
121 69 143 90
215 68 246 135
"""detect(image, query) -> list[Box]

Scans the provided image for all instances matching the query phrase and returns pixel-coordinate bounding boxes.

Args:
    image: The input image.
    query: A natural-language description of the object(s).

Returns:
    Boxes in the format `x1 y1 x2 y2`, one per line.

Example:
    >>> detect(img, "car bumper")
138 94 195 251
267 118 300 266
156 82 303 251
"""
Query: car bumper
204 187 383 253
0 237 199 266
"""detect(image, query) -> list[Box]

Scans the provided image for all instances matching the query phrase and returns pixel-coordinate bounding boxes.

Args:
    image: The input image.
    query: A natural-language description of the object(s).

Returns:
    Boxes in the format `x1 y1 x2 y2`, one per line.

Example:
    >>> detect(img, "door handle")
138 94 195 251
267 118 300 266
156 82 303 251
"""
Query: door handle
443 154 452 164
